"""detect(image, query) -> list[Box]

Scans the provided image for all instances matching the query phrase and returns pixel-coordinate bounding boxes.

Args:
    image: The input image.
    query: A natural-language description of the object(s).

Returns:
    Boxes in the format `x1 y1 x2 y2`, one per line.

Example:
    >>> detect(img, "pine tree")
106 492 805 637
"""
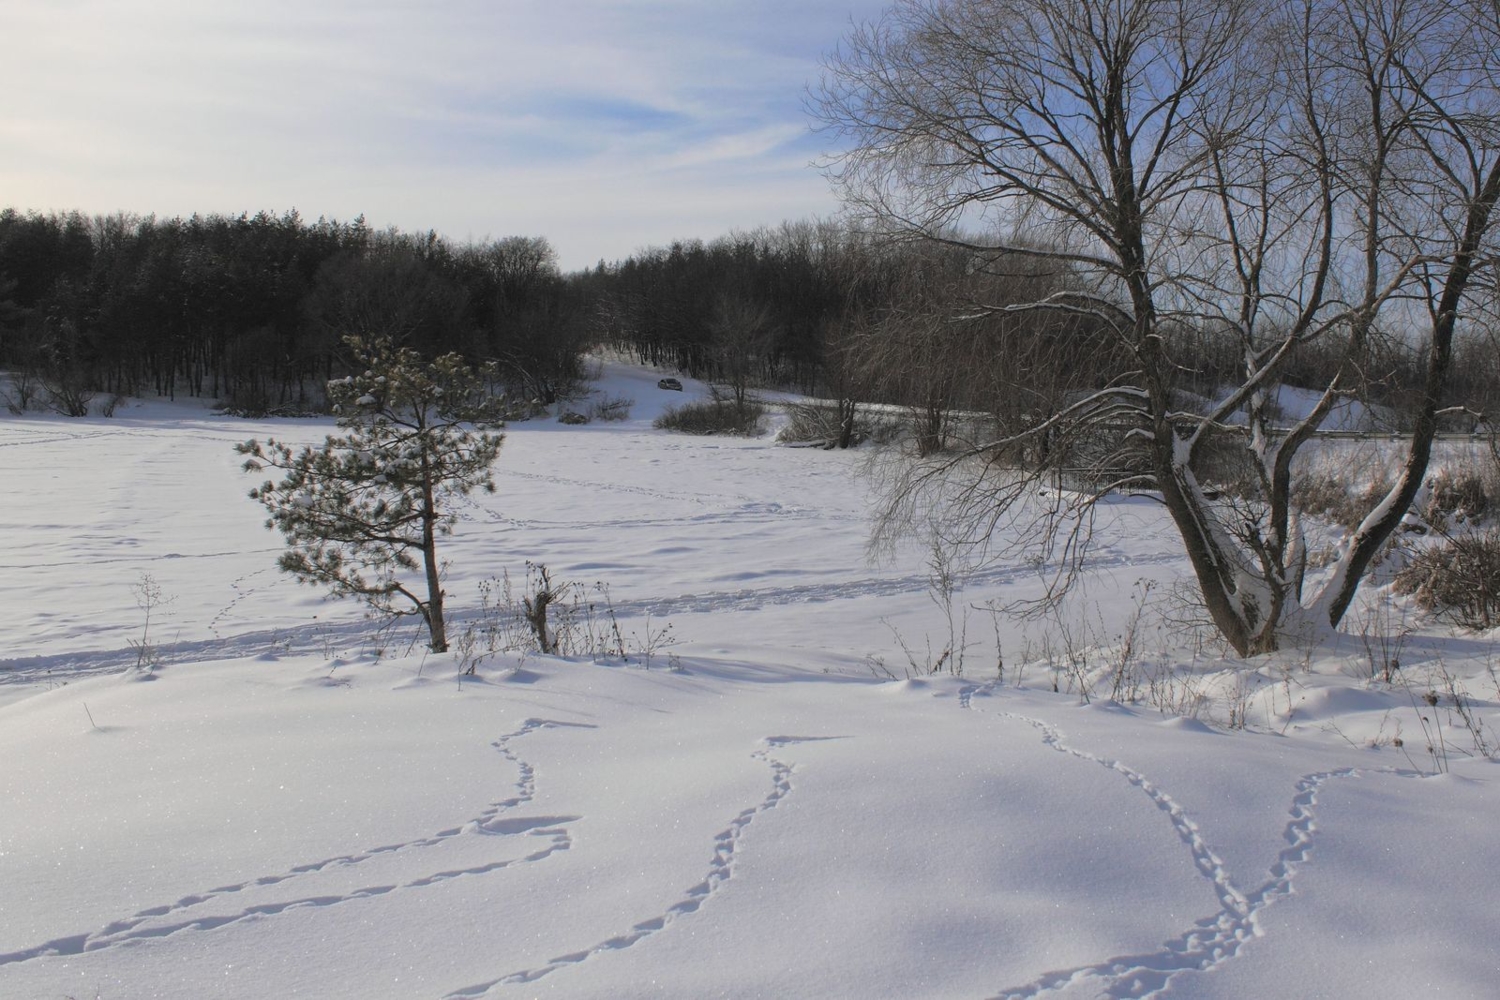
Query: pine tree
237 338 506 652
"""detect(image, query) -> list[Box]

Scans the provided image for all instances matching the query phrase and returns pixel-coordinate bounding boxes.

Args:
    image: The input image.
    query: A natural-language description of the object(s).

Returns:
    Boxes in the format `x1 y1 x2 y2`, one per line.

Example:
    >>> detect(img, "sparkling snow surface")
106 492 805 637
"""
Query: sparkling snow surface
1 361 1496 999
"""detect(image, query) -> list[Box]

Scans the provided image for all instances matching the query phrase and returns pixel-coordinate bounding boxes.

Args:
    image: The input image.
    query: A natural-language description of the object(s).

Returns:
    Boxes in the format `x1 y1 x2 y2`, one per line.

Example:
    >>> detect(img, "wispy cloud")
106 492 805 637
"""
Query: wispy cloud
658 124 810 171
0 0 889 268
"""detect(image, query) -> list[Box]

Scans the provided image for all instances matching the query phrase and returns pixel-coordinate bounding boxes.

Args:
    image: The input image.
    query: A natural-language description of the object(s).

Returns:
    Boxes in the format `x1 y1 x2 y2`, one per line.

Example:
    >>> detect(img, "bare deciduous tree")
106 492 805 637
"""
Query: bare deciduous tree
818 0 1500 654
709 294 777 409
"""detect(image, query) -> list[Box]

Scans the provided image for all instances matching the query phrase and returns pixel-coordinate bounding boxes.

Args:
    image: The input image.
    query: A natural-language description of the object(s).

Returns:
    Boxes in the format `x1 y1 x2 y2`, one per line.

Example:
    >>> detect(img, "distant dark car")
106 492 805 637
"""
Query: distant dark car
658 378 683 391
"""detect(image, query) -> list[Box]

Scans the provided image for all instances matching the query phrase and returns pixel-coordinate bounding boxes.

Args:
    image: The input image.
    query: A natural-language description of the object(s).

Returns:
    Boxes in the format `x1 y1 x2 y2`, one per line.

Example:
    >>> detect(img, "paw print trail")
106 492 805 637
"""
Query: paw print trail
442 735 840 999
0 718 590 967
960 684 1410 999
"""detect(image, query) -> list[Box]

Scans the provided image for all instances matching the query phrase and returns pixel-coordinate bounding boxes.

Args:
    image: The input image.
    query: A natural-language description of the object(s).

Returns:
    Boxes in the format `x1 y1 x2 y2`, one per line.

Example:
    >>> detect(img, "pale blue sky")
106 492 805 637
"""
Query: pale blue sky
0 0 885 270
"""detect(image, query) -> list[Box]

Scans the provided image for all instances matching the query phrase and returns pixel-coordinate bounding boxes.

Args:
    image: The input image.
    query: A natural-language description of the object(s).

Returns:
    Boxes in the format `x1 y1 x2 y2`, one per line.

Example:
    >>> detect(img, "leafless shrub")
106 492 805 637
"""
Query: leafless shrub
780 401 906 448
1 370 42 414
1106 580 1155 703
1293 471 1354 524
128 572 171 676
654 394 765 436
1144 659 1208 720
1437 665 1497 760
588 394 634 422
1394 530 1500 629
1219 670 1262 730
882 618 952 677
780 402 850 447
1294 469 1399 530
44 372 95 417
1423 467 1490 527
522 564 560 653
877 539 980 679
456 567 582 673
455 564 678 674
1389 664 1494 774
632 616 680 670
1355 597 1410 683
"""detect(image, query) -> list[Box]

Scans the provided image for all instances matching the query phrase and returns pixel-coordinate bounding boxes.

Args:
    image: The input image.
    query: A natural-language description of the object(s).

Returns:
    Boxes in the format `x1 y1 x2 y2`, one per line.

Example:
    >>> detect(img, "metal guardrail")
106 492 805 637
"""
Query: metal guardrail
1306 429 1489 441
1054 468 1155 493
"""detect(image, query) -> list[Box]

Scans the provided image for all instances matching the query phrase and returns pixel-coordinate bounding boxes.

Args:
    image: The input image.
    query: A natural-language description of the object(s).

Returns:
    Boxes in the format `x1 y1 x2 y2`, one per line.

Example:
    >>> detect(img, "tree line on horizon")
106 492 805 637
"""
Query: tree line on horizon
2 206 1494 435
0 208 579 415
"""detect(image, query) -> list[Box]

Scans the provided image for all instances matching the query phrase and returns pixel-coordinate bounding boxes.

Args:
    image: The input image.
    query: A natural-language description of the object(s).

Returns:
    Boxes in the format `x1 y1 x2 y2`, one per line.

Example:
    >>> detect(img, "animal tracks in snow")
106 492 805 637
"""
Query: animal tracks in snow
0 546 1181 687
0 718 591 969
0 422 255 451
0 720 840 1000
455 477 856 533
207 567 278 638
960 684 1410 999
444 735 840 998
601 547 1184 621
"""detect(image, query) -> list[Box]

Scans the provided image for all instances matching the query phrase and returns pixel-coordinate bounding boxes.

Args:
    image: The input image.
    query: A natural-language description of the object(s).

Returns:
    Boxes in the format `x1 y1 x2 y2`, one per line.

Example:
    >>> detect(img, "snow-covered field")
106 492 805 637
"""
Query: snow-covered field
2 361 1497 999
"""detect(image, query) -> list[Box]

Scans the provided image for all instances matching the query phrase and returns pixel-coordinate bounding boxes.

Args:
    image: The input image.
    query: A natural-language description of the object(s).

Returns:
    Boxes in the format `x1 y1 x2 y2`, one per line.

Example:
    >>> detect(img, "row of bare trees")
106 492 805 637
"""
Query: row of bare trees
597 223 1134 455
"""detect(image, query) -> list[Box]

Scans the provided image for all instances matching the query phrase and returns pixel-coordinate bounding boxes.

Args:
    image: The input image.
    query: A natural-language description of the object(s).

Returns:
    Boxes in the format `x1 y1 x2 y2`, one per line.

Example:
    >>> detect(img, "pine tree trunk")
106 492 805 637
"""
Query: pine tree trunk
419 447 447 652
